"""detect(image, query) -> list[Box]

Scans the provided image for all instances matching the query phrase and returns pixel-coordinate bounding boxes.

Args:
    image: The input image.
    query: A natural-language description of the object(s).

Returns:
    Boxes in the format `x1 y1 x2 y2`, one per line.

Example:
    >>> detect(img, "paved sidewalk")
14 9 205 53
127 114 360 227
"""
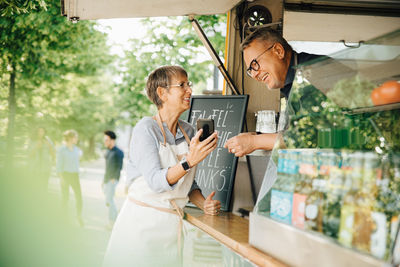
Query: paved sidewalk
48 158 126 266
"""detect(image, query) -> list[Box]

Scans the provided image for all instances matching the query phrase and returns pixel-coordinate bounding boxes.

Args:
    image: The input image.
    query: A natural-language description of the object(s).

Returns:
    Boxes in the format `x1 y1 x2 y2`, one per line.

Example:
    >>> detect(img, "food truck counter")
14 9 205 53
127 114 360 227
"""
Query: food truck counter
184 207 288 267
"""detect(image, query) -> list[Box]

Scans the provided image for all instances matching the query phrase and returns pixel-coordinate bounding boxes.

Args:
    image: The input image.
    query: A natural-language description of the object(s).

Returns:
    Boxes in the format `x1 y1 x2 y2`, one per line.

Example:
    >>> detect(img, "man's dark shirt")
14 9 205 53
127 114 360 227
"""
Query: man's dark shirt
281 52 324 99
104 146 124 183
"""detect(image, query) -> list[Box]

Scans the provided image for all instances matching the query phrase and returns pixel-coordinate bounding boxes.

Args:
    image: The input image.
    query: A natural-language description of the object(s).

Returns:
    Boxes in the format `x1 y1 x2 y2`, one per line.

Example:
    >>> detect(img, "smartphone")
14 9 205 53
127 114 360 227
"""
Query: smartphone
196 118 215 142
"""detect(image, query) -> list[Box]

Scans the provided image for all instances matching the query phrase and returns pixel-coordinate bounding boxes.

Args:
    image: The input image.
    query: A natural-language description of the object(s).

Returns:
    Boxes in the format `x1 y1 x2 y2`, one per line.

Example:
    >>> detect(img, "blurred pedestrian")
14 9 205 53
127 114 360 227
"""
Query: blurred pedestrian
56 129 84 227
28 127 55 192
103 130 124 229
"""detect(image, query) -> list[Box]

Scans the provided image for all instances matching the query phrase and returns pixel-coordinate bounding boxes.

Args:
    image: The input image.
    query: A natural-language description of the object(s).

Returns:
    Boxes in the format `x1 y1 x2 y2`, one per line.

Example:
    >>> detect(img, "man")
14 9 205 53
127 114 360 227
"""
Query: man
103 130 124 228
224 27 321 156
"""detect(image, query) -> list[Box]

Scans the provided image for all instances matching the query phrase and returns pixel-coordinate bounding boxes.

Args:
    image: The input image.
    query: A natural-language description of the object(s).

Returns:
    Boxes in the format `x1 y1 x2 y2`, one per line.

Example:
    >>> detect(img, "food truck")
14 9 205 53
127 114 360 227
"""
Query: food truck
62 0 400 266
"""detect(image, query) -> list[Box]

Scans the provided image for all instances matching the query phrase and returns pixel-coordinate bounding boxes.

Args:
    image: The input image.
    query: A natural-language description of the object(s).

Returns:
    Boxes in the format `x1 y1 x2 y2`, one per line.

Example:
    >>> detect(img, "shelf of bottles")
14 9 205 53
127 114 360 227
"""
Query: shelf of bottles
253 28 400 264
259 148 399 261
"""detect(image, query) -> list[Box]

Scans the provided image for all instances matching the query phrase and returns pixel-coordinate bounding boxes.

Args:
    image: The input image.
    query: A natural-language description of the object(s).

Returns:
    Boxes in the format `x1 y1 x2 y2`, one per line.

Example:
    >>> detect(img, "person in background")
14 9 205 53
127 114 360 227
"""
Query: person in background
103 130 124 229
103 66 220 266
224 27 321 157
56 129 84 227
28 127 55 192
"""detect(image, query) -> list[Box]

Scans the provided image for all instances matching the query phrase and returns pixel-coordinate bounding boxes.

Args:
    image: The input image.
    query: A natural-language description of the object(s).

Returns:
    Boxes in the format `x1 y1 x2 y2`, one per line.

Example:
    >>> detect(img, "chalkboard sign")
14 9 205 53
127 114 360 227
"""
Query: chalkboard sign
187 95 249 211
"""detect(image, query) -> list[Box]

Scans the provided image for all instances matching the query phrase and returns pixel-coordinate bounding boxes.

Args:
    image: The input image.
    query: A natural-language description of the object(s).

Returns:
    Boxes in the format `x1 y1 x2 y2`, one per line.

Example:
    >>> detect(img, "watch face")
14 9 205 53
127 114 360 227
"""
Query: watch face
182 161 190 171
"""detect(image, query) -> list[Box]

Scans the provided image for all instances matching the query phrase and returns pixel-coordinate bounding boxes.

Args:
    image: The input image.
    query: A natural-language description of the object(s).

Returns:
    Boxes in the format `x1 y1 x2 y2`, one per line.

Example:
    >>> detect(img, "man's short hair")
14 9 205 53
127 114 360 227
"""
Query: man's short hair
240 27 292 53
104 130 117 140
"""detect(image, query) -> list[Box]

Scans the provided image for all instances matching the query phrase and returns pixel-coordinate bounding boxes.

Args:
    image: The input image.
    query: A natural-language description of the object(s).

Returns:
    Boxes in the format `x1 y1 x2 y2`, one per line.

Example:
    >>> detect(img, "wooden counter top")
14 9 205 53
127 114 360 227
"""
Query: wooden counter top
184 207 288 267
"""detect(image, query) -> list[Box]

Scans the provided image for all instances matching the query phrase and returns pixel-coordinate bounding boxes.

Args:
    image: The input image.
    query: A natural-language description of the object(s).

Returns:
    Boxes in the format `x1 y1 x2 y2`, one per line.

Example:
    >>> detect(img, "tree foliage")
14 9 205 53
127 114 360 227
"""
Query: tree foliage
0 0 47 16
116 15 227 125
1 2 227 161
0 0 115 161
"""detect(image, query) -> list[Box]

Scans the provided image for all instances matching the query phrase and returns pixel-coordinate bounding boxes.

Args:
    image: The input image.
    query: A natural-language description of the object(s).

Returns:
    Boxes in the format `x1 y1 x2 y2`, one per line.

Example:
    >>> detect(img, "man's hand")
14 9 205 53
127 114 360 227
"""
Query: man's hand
203 191 221 216
224 132 256 157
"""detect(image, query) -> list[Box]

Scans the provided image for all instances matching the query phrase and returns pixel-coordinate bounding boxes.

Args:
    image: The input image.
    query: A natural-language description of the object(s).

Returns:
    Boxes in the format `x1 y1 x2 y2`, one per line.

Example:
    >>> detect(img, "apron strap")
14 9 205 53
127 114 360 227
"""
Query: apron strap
178 123 191 145
170 199 184 258
155 113 167 146
129 196 179 215
129 196 185 258
155 113 191 146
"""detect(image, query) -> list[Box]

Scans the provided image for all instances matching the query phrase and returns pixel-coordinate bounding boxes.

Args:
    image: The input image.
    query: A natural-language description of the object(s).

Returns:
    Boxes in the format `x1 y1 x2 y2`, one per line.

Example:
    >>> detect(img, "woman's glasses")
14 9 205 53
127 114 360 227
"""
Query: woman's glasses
167 81 193 89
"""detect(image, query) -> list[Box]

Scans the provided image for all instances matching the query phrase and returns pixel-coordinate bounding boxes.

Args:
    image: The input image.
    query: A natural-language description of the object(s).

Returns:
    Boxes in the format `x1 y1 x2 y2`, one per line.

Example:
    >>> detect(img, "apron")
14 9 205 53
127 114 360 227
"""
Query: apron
103 113 196 267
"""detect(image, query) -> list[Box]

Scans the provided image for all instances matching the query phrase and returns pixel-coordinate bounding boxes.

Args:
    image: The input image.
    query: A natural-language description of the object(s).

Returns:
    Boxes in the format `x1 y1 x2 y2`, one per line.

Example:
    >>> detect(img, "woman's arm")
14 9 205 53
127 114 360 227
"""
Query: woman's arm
130 122 172 193
166 129 218 186
189 189 221 216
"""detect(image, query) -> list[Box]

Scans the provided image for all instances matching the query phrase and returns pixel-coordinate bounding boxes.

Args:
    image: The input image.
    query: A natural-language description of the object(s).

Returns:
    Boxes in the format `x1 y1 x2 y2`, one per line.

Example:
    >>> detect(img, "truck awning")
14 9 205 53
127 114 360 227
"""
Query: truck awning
61 0 243 20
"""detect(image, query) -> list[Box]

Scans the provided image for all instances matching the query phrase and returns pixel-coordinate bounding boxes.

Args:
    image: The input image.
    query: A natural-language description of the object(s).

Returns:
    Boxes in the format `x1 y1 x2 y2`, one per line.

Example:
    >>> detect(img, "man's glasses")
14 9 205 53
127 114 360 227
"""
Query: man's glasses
167 81 193 89
246 44 274 77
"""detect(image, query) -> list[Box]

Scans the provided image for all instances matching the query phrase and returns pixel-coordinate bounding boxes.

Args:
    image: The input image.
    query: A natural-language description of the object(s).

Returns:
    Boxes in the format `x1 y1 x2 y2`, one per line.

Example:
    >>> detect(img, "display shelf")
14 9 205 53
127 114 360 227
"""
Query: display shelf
343 102 400 115
249 212 386 267
295 29 400 111
252 28 400 266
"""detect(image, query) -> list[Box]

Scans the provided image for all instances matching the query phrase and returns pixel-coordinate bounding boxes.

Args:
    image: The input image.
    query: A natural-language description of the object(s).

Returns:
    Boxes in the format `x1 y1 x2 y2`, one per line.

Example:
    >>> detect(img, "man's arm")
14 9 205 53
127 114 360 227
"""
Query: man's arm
224 132 278 157
108 151 120 182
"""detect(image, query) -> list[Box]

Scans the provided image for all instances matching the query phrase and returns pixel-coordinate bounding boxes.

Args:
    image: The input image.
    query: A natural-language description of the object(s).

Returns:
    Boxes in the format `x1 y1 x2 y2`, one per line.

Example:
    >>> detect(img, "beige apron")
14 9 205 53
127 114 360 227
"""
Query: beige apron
103 114 196 267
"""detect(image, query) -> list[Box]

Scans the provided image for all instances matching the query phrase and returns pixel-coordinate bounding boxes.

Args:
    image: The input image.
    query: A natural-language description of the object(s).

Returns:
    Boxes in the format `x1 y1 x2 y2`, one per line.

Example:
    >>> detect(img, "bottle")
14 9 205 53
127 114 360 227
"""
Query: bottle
292 150 314 229
270 149 297 224
338 151 363 247
322 150 344 239
363 152 388 259
304 177 324 232
387 153 400 260
352 152 379 254
304 150 324 232
284 149 300 192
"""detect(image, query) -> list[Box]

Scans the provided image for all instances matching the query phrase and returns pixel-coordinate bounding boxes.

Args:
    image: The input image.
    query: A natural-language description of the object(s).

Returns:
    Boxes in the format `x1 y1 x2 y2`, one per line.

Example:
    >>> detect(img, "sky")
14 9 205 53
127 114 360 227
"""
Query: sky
96 18 146 56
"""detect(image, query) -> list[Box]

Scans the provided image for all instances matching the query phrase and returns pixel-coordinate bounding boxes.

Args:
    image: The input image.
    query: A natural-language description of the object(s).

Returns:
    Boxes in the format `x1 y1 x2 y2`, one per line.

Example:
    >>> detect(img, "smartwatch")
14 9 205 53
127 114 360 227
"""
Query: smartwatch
180 157 191 172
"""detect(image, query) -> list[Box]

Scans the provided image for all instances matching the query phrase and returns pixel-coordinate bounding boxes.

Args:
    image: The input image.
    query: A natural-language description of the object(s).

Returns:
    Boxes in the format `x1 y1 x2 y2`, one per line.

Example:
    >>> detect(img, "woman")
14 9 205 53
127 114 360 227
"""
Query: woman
103 66 220 266
56 129 84 227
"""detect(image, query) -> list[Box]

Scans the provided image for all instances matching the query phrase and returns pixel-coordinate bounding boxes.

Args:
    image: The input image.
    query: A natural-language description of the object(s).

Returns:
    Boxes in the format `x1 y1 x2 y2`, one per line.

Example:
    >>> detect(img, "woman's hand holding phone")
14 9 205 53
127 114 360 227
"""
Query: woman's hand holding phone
186 128 218 167
196 119 214 141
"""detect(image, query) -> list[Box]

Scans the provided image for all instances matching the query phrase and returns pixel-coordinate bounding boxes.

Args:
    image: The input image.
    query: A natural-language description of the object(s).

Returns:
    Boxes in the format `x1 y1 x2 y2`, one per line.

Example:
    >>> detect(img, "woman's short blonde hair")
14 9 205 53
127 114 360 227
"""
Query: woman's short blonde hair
63 129 78 141
146 65 187 109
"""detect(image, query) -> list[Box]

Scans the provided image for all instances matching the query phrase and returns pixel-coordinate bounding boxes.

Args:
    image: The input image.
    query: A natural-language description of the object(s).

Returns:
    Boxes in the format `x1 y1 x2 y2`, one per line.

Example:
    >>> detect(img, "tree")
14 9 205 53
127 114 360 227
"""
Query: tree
0 0 47 16
0 0 113 164
116 15 227 126
0 0 115 163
